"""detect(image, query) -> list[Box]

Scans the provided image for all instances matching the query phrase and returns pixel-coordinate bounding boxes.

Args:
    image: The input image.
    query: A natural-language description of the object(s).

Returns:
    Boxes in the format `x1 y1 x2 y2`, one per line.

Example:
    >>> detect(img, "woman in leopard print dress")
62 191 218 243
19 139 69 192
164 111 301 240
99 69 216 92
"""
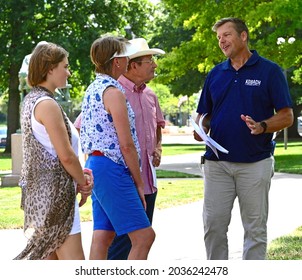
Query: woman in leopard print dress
14 42 93 260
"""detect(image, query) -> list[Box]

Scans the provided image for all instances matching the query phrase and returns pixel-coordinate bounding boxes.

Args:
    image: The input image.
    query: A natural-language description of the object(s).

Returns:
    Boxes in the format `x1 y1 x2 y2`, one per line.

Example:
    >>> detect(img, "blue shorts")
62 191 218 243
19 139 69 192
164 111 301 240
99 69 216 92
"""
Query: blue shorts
86 155 150 236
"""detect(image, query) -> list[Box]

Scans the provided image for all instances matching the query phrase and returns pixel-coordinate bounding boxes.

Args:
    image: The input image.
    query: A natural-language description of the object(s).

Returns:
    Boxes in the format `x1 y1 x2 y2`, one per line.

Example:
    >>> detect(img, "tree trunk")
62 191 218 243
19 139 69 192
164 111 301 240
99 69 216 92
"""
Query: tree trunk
5 63 21 153
275 103 302 142
290 103 302 138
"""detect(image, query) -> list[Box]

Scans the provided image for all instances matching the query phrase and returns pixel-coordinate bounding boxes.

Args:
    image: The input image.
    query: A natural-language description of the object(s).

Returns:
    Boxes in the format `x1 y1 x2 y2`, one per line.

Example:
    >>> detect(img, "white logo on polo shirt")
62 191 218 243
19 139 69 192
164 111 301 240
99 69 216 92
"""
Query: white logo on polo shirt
245 79 261 86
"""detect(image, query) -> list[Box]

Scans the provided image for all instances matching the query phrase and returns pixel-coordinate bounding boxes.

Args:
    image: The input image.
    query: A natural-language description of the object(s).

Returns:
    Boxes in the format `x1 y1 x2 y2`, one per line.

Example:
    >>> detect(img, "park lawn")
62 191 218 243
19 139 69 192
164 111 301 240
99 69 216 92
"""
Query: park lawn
0 178 204 229
0 186 23 229
1 141 302 173
0 140 301 228
162 143 204 156
161 141 302 174
2 180 301 260
1 141 302 260
273 141 302 174
156 169 200 178
267 226 302 260
0 149 11 171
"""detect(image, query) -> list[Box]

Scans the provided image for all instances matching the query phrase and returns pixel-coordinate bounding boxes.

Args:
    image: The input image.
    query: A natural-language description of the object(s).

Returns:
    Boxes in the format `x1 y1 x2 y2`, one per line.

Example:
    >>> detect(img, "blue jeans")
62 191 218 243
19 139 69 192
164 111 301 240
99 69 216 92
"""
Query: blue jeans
108 191 157 260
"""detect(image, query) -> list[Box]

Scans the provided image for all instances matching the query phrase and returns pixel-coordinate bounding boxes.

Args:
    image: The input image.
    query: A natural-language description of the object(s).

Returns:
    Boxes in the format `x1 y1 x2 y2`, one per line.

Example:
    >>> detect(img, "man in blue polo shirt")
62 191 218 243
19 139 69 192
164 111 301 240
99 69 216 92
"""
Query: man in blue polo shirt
194 17 293 260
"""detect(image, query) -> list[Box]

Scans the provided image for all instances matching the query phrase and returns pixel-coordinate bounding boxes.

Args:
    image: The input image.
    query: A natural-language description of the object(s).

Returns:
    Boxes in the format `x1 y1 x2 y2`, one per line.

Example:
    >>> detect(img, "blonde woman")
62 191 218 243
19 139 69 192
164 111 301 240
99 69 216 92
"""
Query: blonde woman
80 36 155 260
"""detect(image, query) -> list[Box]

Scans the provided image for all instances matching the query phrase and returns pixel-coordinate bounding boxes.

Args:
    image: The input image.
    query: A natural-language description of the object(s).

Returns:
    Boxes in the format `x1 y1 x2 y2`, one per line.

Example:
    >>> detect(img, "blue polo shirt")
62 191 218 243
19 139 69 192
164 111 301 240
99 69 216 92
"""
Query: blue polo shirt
197 50 292 163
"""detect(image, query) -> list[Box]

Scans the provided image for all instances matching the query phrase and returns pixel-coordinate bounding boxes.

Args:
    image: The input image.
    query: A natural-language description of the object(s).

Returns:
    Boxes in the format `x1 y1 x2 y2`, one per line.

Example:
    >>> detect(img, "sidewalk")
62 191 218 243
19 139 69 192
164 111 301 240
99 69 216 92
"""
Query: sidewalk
1 135 302 260
151 153 302 260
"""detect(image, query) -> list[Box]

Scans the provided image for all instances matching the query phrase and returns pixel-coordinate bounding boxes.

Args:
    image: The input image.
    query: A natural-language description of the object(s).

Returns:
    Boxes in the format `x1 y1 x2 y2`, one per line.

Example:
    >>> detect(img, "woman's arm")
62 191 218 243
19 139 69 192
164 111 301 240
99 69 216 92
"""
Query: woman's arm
103 87 146 208
34 99 92 193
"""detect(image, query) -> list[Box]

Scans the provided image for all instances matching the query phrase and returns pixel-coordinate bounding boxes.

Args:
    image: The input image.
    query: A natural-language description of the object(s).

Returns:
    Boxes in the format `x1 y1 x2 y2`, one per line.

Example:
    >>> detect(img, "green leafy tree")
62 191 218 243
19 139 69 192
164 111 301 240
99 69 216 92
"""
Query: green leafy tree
148 80 199 126
149 2 205 97
0 0 152 152
153 0 302 136
148 81 178 116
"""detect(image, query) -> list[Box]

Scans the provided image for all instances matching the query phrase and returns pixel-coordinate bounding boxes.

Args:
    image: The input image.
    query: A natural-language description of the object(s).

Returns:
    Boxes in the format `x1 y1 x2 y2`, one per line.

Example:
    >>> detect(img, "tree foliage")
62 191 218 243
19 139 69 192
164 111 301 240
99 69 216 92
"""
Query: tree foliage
152 0 302 136
154 0 301 90
148 81 178 115
1 0 301 151
0 0 152 152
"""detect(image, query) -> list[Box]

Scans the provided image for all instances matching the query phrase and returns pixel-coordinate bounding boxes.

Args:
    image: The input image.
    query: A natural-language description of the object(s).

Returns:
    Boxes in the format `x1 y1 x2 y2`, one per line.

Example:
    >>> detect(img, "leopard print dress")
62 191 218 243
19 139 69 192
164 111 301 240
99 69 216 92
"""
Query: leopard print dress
14 86 75 260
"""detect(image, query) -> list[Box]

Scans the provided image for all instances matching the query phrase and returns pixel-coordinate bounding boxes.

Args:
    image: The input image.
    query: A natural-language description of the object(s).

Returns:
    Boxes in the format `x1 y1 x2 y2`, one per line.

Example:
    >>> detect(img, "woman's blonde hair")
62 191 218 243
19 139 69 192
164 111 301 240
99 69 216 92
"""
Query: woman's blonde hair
90 35 128 75
28 42 68 87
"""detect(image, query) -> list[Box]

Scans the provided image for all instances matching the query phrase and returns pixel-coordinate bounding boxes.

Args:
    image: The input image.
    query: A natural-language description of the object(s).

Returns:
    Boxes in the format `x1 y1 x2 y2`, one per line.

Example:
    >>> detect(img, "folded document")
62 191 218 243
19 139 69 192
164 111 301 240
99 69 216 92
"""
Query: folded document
190 114 229 159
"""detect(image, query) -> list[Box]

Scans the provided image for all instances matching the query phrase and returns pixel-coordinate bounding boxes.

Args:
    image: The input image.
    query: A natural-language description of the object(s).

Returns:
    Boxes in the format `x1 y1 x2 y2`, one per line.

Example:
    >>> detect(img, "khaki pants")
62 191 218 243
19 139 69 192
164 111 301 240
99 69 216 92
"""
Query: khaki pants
203 157 274 260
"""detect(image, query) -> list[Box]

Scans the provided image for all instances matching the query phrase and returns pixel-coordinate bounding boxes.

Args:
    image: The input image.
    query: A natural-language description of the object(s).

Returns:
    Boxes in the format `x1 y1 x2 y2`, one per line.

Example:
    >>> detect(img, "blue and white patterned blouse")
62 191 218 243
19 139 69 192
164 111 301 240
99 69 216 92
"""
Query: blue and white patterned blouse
80 73 141 167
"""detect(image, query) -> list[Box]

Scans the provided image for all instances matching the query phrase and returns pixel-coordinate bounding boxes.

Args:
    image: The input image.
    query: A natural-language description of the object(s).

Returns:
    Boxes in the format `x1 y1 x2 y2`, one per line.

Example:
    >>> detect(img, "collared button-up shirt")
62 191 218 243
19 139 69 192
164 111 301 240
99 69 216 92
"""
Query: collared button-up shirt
118 75 165 194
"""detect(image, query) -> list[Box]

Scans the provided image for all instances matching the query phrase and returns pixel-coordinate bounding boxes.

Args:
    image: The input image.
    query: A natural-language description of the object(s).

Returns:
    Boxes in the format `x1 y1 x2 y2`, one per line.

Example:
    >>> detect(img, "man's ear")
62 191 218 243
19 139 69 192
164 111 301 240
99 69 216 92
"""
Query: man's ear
128 60 139 72
241 31 248 42
129 60 136 69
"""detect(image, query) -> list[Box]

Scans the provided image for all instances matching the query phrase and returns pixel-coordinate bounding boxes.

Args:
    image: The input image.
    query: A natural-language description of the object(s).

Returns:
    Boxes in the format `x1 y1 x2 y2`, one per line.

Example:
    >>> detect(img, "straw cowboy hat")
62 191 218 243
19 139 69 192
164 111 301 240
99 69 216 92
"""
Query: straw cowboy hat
128 38 165 59
110 40 140 59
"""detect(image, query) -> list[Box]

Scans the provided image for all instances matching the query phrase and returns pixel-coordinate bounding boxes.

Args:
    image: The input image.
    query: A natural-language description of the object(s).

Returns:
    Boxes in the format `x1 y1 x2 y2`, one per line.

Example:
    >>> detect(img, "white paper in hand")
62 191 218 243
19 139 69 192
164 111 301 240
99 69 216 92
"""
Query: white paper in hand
190 114 229 159
149 156 157 187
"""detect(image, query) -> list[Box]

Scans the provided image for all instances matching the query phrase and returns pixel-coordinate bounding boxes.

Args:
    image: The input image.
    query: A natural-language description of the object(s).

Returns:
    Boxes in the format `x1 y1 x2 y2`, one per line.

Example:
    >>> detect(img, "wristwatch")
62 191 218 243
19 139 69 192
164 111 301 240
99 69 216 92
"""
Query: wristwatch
260 121 267 134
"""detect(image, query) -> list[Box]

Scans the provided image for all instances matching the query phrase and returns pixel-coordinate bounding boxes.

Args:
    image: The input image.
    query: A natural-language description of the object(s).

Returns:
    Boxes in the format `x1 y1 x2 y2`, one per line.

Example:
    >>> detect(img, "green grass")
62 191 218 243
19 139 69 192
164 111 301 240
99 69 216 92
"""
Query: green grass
156 169 200 178
155 179 203 209
1 140 301 260
161 141 302 174
267 226 302 260
0 149 11 171
1 141 301 173
162 143 204 156
273 141 302 174
0 186 23 229
0 179 204 229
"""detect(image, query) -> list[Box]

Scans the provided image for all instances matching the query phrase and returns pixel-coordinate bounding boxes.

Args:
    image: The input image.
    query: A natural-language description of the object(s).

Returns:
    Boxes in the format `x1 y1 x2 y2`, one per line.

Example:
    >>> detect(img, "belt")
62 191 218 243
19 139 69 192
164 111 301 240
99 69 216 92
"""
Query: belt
91 150 104 156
